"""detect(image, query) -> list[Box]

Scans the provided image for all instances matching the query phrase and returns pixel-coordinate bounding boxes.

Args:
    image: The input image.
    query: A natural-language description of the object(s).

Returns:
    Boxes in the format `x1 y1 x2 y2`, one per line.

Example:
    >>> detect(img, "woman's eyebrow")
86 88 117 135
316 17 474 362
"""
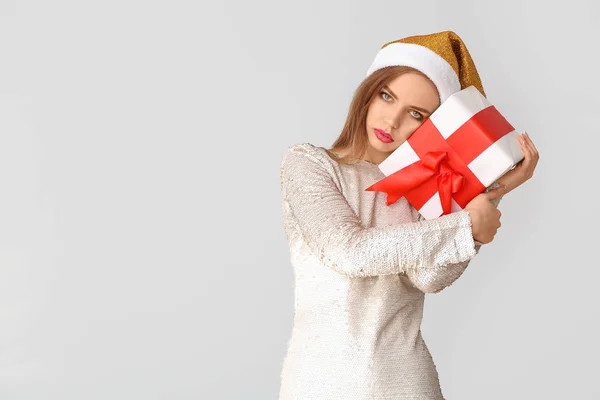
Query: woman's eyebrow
382 85 434 115
382 85 399 100
411 105 433 115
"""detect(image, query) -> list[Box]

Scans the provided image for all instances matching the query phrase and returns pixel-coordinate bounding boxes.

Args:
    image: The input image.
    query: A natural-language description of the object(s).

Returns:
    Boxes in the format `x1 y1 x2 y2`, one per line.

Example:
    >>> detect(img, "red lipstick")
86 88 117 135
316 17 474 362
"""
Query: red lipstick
374 128 394 143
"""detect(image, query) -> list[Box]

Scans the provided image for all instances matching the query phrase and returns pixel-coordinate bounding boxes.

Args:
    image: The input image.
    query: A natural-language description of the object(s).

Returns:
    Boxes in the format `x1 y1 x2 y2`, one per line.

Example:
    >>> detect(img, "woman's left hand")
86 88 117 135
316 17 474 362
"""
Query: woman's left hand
494 132 540 195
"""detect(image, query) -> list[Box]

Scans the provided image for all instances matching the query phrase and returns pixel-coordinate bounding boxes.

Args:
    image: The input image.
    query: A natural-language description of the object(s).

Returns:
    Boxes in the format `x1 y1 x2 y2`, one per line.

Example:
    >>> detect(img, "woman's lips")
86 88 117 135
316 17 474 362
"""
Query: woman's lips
374 128 393 143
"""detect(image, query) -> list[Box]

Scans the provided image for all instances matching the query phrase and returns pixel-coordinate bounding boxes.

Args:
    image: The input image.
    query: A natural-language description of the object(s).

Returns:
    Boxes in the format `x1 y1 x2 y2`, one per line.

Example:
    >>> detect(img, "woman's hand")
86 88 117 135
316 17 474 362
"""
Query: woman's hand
495 132 539 195
465 190 503 244
463 132 538 244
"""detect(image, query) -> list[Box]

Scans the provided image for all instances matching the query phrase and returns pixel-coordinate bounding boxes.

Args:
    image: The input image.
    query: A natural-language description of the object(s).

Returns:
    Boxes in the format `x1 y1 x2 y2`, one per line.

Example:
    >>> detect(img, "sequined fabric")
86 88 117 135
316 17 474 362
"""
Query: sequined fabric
278 143 502 399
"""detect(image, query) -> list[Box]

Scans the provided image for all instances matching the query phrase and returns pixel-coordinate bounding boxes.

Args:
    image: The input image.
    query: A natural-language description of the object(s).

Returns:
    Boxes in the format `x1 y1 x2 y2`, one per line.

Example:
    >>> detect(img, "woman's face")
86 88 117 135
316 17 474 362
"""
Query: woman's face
364 71 440 165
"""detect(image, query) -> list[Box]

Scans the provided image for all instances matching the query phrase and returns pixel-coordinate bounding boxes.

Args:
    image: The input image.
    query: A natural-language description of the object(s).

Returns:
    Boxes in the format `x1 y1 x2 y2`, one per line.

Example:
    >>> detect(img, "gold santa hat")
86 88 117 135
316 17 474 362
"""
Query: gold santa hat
365 30 485 103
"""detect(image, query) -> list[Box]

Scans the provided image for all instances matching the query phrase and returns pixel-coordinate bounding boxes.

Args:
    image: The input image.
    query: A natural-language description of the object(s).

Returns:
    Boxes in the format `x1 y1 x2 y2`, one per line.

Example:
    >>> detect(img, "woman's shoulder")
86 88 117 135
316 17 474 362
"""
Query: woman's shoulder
280 142 336 170
280 143 344 196
284 142 327 157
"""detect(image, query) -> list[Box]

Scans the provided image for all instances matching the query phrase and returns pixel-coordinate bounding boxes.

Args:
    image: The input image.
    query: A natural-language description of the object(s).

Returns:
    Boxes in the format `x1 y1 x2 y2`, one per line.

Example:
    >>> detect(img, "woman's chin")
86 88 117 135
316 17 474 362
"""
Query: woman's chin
369 136 394 150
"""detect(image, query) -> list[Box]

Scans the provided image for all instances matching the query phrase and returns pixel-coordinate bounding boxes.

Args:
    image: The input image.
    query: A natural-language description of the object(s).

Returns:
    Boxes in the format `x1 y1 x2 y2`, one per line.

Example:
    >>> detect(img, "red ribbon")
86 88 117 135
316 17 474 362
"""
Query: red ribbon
364 105 515 216
365 151 464 215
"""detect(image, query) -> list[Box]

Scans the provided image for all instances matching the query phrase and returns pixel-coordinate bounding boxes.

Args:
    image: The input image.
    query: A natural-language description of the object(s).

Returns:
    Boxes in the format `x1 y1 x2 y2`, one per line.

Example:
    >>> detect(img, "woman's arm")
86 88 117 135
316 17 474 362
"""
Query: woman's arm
403 245 482 293
403 185 503 293
411 132 539 292
280 144 479 278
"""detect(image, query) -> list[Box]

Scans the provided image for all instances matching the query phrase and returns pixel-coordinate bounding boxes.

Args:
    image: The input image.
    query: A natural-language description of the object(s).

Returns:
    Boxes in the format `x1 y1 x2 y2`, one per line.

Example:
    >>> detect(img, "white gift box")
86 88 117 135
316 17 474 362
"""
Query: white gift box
368 86 525 219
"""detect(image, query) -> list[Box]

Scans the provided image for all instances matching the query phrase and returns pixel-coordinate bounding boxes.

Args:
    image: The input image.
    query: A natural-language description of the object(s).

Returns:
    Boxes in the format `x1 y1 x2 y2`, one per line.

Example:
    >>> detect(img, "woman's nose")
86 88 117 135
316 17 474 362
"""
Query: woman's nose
384 110 403 130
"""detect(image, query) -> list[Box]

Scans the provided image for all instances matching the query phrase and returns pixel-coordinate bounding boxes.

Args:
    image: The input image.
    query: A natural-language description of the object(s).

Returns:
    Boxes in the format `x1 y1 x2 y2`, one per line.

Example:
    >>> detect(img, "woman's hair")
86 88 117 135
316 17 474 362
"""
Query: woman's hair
326 65 436 165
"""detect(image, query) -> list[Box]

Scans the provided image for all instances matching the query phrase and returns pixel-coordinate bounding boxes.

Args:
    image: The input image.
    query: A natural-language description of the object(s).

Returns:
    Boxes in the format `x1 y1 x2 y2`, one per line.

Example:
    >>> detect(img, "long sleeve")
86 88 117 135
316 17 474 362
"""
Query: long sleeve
279 144 479 278
404 185 504 293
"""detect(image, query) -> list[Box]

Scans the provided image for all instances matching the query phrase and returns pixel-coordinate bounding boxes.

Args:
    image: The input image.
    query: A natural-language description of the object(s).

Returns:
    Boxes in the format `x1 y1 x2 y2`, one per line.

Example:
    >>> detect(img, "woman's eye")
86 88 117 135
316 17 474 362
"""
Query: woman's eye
380 91 392 101
410 110 423 120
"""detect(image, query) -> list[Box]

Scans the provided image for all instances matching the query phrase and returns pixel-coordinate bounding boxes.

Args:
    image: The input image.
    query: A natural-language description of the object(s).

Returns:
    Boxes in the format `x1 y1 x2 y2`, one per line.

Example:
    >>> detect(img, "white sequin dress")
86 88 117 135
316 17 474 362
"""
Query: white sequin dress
278 143 501 400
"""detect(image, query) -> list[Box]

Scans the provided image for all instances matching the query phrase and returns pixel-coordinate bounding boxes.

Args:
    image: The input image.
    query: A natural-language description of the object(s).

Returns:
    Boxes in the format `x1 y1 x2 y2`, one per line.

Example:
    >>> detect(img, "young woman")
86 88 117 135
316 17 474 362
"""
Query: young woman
278 31 539 400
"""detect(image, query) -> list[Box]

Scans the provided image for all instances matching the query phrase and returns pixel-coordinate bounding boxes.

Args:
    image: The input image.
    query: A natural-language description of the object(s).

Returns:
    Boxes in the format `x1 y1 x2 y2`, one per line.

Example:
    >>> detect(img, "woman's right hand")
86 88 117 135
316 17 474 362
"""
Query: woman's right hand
464 188 505 244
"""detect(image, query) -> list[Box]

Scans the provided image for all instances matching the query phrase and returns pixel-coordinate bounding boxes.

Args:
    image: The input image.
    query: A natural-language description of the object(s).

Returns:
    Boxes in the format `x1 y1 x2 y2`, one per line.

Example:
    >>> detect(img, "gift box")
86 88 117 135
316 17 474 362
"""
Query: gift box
365 86 524 220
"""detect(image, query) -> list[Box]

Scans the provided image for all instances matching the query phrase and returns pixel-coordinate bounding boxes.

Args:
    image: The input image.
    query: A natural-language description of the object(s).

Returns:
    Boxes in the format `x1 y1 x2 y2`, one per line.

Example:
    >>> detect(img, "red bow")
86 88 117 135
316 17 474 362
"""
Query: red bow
365 151 464 215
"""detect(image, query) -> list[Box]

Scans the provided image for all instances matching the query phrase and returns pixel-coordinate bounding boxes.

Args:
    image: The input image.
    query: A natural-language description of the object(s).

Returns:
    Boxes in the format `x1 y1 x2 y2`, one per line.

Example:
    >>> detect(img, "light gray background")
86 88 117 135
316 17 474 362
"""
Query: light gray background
1 0 598 399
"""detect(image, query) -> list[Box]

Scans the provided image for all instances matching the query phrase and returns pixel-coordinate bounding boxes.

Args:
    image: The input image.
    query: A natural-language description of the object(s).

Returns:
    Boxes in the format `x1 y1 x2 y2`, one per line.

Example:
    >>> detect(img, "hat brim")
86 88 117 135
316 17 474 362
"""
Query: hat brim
366 42 461 103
